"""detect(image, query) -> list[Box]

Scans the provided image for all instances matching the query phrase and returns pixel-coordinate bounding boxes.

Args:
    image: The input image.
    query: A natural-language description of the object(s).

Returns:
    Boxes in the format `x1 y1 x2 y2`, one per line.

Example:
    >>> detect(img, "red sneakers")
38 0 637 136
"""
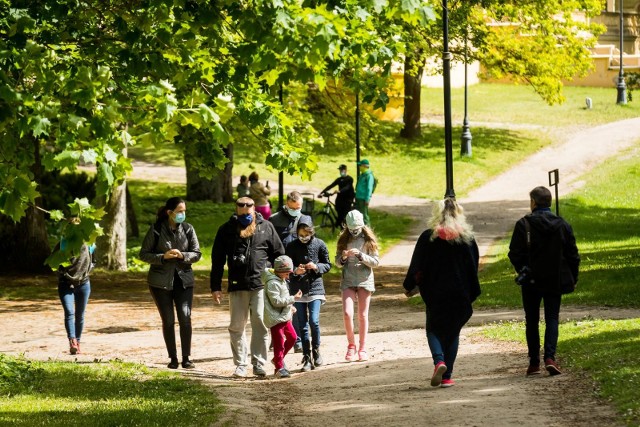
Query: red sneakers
69 338 79 355
545 358 562 376
431 361 447 387
526 364 541 376
440 379 455 388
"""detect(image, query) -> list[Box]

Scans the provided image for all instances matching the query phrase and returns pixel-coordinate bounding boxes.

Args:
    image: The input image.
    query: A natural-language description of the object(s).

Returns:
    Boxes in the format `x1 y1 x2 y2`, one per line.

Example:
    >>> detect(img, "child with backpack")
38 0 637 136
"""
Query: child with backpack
263 255 303 378
335 210 380 362
285 217 332 372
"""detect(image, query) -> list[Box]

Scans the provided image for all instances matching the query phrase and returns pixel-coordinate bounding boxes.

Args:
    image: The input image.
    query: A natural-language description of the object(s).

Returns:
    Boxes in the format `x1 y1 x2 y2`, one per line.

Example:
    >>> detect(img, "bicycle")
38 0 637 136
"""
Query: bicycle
315 191 340 232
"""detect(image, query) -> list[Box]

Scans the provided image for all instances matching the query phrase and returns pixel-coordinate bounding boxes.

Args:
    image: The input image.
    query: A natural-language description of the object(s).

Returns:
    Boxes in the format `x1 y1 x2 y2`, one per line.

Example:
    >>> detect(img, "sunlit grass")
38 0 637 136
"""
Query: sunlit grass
482 318 640 426
0 355 221 426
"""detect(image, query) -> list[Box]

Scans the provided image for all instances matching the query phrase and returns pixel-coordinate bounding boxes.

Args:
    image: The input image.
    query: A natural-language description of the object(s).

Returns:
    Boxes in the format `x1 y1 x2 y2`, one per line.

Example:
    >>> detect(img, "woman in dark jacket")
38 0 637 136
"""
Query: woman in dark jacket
403 197 481 388
285 217 331 371
139 197 201 369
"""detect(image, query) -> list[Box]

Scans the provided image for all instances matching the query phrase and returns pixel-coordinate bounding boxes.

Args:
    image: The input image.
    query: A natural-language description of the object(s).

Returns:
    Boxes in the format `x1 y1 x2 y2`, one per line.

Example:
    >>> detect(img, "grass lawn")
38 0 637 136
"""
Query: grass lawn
0 355 221 426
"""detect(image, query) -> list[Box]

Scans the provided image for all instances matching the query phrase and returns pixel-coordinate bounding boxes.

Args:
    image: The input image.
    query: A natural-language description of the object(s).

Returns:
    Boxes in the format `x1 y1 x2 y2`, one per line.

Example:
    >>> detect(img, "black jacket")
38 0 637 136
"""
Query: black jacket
322 175 355 207
139 221 201 290
403 230 480 338
508 209 580 294
285 233 331 296
210 213 285 292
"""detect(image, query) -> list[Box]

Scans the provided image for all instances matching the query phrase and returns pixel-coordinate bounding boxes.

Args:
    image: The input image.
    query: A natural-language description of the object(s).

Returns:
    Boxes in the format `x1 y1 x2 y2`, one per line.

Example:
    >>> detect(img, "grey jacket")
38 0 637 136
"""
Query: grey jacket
262 268 296 328
139 221 201 290
335 234 379 292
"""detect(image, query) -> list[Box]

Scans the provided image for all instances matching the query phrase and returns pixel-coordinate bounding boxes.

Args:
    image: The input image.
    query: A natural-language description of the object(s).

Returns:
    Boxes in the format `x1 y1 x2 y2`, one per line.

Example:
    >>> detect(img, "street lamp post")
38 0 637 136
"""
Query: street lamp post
616 0 627 104
460 26 472 157
443 0 455 198
278 84 284 209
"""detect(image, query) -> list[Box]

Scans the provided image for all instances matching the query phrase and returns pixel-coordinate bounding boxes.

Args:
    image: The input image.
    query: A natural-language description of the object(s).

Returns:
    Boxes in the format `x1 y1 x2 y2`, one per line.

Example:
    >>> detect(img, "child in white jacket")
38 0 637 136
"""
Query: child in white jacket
262 255 302 378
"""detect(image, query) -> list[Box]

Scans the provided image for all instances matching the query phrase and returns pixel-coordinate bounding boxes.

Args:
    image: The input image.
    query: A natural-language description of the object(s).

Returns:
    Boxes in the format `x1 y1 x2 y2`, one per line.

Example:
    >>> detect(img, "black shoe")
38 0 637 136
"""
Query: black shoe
300 355 314 372
312 348 323 366
167 358 179 369
182 360 195 369
294 342 303 353
253 365 267 377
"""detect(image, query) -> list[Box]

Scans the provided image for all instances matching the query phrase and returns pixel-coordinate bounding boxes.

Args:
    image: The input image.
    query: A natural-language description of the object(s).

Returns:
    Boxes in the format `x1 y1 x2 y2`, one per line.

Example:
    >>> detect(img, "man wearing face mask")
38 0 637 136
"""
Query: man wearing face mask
354 159 375 226
319 164 355 228
269 191 313 248
210 196 285 378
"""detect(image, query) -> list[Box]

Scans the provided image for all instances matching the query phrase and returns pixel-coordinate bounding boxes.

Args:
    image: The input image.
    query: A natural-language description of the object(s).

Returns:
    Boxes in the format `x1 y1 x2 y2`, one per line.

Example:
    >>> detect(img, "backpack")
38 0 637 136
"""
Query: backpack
523 216 572 293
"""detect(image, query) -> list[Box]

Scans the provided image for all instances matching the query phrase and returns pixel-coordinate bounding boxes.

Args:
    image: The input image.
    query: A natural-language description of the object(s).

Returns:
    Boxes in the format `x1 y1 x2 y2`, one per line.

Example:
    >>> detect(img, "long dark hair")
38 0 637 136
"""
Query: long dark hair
156 197 185 225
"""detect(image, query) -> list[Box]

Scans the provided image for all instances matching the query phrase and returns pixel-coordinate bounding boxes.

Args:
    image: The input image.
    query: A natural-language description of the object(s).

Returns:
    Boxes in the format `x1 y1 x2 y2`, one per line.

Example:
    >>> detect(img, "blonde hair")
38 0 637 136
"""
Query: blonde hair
427 197 474 244
337 225 379 254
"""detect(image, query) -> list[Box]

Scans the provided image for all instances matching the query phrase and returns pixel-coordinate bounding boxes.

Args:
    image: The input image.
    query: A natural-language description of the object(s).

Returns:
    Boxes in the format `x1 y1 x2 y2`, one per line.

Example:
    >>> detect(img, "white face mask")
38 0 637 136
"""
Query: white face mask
298 235 311 243
287 207 302 217
340 171 346 177
349 227 363 237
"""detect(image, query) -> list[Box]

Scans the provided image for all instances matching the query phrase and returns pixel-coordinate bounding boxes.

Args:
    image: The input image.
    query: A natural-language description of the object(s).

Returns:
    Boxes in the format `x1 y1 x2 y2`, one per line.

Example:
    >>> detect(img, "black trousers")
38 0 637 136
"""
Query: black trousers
522 286 561 364
149 281 193 360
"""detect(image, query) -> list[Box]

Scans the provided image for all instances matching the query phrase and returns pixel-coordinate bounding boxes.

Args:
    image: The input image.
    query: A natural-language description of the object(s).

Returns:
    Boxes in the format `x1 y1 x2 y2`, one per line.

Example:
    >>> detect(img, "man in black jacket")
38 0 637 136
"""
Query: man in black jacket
269 191 312 247
508 186 580 377
211 197 285 378
320 164 355 228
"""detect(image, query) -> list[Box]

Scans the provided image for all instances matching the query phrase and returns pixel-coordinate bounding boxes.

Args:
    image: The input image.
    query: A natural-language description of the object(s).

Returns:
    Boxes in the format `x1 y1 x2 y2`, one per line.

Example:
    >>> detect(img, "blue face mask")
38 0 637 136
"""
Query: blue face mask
173 212 186 224
287 208 301 217
88 243 96 254
238 214 253 226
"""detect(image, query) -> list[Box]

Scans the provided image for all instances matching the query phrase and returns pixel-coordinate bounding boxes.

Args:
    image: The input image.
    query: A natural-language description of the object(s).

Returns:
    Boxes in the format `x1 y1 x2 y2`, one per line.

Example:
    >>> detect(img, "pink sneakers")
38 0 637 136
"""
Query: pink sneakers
345 344 357 362
69 338 79 355
357 349 369 362
431 361 447 387
440 379 455 388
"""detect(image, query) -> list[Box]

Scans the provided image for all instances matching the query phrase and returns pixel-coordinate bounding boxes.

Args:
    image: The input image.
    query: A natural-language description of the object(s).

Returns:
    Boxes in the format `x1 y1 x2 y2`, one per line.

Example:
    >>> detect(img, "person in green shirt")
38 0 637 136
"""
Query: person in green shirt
354 159 375 226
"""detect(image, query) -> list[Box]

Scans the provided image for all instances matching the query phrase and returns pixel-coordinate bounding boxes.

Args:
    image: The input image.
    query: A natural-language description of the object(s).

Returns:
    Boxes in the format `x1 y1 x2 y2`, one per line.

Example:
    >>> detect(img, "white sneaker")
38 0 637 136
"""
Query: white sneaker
232 365 247 378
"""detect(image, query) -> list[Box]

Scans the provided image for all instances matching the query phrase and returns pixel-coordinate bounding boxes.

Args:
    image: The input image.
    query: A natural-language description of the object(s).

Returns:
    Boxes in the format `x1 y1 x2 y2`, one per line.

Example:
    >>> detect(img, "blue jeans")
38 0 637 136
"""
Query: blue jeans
427 331 459 380
522 286 561 364
58 280 91 341
149 285 193 360
295 300 322 354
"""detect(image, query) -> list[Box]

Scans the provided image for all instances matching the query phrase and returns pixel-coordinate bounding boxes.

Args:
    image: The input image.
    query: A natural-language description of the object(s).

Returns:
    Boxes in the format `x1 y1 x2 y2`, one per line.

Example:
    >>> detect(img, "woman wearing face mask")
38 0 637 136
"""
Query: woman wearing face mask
335 210 380 362
139 197 202 370
285 217 332 372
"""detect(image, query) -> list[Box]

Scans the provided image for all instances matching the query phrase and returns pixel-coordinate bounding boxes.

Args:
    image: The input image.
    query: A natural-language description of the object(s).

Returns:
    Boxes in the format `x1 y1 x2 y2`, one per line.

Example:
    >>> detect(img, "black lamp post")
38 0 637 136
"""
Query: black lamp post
616 0 627 105
442 0 455 198
278 84 284 209
355 92 361 180
460 26 472 157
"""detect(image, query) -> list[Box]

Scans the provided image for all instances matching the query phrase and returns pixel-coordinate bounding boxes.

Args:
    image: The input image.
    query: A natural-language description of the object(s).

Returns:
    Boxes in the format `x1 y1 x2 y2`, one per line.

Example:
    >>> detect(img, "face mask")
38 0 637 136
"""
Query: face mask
238 213 253 226
173 212 186 224
287 208 301 217
298 235 311 244
349 227 363 237
340 171 346 177
88 243 96 254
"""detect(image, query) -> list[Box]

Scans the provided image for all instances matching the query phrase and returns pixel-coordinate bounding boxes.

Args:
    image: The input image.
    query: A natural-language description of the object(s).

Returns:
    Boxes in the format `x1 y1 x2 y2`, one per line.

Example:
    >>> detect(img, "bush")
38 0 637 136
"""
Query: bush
0 354 43 396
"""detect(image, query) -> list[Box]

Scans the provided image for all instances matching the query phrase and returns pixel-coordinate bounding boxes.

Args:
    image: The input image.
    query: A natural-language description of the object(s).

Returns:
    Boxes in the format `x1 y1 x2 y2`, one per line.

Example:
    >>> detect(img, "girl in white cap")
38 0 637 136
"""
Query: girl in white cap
335 210 380 362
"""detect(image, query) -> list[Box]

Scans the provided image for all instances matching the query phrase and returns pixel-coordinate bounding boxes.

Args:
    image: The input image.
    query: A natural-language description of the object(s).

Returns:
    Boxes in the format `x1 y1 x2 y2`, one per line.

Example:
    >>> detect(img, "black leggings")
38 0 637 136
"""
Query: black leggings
149 283 193 360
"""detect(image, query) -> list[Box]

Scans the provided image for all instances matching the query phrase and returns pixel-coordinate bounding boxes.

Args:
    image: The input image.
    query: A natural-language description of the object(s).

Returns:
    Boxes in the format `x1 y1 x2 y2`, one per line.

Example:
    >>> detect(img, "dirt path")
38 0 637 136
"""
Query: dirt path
4 118 640 426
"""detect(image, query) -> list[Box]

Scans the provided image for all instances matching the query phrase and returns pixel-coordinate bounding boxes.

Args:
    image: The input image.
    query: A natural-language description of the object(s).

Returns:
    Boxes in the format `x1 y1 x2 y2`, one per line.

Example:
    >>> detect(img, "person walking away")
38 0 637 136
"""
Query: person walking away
139 197 202 369
319 164 355 228
335 210 379 362
263 255 303 378
508 186 580 376
210 196 285 378
236 175 251 198
403 197 481 388
354 159 375 226
56 229 95 355
248 171 272 220
269 190 312 353
286 217 331 371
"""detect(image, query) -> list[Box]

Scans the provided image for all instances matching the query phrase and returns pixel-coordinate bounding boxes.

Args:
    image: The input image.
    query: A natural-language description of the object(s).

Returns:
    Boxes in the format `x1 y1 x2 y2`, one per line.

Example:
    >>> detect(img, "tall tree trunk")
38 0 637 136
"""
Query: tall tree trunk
97 179 128 270
0 138 50 273
185 144 234 203
126 185 139 238
400 52 425 139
